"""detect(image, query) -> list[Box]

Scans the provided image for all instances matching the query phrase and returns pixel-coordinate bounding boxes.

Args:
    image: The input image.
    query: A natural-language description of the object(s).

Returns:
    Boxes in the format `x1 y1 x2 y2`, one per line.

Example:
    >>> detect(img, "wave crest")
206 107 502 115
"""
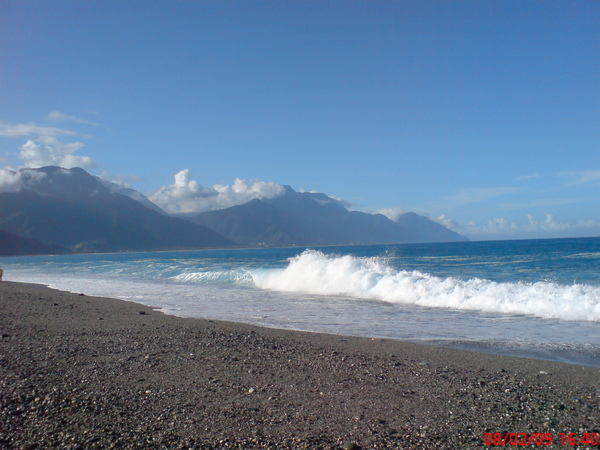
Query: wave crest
173 270 255 285
253 250 600 322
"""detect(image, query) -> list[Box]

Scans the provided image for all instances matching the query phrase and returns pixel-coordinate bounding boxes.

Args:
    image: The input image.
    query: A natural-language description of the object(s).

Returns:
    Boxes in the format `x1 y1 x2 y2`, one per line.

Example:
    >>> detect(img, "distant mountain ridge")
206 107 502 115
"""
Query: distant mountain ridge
0 166 233 254
182 185 467 246
0 167 466 255
0 229 67 256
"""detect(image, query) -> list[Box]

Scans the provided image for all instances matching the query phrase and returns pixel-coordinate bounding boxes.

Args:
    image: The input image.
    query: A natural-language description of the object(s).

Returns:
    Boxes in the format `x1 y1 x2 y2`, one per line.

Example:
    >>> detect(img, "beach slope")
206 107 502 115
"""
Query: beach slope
1 281 598 449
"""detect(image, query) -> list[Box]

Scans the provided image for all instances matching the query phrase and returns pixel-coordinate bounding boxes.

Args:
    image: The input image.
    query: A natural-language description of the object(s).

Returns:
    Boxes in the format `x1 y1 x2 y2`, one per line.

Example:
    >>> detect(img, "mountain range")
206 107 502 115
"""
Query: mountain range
0 167 466 255
181 186 466 247
0 167 233 255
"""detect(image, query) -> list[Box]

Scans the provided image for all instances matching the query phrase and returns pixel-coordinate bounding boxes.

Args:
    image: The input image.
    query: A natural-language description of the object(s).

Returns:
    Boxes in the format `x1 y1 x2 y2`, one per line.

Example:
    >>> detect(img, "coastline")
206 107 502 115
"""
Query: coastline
1 281 598 449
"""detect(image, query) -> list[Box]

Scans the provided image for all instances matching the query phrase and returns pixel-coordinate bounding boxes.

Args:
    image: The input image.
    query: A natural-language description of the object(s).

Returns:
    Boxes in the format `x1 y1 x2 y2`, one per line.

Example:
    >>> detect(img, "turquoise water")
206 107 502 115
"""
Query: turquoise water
2 237 599 366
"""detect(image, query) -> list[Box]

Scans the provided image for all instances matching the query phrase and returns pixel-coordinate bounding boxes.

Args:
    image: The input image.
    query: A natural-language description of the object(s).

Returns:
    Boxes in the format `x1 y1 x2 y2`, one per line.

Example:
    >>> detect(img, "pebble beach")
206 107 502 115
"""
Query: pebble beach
1 280 598 449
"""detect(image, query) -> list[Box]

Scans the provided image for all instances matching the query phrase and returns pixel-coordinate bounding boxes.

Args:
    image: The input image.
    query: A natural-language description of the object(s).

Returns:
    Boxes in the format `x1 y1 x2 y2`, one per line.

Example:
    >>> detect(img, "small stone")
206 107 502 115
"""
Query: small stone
248 387 256 394
20 444 38 450
343 442 359 450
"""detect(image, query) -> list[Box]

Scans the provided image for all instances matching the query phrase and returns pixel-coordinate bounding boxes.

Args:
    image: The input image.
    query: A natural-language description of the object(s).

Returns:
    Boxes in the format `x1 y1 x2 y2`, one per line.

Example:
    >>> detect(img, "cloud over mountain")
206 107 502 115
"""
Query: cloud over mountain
375 206 405 222
0 166 233 253
0 168 47 193
0 121 96 170
148 169 286 214
18 139 95 169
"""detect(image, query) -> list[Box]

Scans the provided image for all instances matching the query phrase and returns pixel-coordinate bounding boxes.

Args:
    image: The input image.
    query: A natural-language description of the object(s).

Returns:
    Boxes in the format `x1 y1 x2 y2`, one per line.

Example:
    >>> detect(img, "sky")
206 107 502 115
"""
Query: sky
0 0 598 241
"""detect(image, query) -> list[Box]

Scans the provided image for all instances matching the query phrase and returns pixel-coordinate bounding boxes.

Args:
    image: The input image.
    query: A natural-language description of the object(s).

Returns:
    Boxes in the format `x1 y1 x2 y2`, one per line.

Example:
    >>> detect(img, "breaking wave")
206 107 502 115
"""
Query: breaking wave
252 250 600 322
174 270 255 285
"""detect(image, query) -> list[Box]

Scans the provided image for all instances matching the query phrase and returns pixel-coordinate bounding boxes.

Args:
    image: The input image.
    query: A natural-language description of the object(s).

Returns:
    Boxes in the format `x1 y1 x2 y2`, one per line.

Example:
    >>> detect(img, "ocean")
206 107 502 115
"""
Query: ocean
2 237 599 367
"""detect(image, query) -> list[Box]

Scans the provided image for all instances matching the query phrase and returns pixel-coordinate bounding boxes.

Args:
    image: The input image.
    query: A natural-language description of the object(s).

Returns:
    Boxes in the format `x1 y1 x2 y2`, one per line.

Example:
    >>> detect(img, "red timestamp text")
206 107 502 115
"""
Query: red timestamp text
483 432 599 446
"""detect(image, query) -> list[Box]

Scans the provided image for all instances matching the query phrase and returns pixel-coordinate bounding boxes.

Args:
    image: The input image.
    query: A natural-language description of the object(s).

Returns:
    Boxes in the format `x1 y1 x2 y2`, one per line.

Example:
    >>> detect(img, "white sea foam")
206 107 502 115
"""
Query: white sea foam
253 250 600 322
173 270 255 285
4 246 600 366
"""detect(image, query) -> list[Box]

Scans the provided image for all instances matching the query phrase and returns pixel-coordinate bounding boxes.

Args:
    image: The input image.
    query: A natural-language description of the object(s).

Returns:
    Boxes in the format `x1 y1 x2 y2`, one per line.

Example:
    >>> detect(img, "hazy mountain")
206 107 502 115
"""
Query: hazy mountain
0 167 233 253
182 186 467 246
0 229 68 256
391 212 468 243
99 179 168 214
0 167 466 254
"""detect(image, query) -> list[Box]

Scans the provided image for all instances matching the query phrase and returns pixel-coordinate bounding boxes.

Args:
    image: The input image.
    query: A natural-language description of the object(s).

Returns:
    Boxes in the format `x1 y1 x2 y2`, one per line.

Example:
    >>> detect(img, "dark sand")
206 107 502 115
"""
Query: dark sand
1 281 598 449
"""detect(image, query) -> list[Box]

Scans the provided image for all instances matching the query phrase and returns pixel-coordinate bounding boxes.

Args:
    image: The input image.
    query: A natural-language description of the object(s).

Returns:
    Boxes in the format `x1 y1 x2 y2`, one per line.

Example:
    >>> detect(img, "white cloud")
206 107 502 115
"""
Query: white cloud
299 189 353 208
18 139 95 169
0 120 96 170
148 169 286 214
559 170 600 186
517 172 545 181
0 122 77 138
0 169 26 193
329 195 353 208
523 213 573 233
45 111 98 126
441 213 600 239
0 168 47 193
375 206 405 222
96 170 142 188
445 186 521 208
434 214 461 230
462 217 521 236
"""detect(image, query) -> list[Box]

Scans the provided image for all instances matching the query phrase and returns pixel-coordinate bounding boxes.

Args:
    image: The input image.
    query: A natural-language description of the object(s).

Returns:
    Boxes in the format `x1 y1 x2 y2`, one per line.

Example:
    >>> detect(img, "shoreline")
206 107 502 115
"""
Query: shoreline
12 278 600 370
1 280 599 448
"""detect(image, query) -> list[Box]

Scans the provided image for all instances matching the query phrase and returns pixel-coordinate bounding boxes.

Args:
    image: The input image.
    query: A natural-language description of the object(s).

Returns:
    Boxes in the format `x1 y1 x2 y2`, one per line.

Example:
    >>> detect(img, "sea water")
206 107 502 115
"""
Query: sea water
2 237 599 367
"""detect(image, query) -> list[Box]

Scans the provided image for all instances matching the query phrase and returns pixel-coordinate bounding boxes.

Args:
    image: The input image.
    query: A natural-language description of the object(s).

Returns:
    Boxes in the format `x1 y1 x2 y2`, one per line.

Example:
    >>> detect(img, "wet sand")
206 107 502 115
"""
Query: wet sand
1 281 598 449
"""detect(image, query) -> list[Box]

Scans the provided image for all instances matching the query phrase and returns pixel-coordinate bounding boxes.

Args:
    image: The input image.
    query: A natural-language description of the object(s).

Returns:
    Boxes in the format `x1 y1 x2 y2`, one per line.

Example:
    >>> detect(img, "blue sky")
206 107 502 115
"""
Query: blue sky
1 0 598 240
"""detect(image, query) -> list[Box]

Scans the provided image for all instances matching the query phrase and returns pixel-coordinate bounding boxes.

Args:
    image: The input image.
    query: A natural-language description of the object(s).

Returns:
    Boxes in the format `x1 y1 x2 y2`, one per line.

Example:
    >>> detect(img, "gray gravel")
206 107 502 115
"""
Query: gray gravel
1 281 598 449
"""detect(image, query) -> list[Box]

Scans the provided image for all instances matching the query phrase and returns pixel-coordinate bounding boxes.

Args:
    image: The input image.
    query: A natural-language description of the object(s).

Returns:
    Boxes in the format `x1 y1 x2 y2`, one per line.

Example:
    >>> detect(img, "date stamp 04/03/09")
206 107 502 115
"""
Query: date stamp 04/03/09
483 432 599 446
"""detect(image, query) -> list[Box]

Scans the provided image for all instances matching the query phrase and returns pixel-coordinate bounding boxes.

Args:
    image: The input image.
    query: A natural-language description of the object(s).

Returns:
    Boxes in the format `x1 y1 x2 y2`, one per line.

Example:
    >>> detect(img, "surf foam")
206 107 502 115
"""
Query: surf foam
173 270 255 285
253 250 600 322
